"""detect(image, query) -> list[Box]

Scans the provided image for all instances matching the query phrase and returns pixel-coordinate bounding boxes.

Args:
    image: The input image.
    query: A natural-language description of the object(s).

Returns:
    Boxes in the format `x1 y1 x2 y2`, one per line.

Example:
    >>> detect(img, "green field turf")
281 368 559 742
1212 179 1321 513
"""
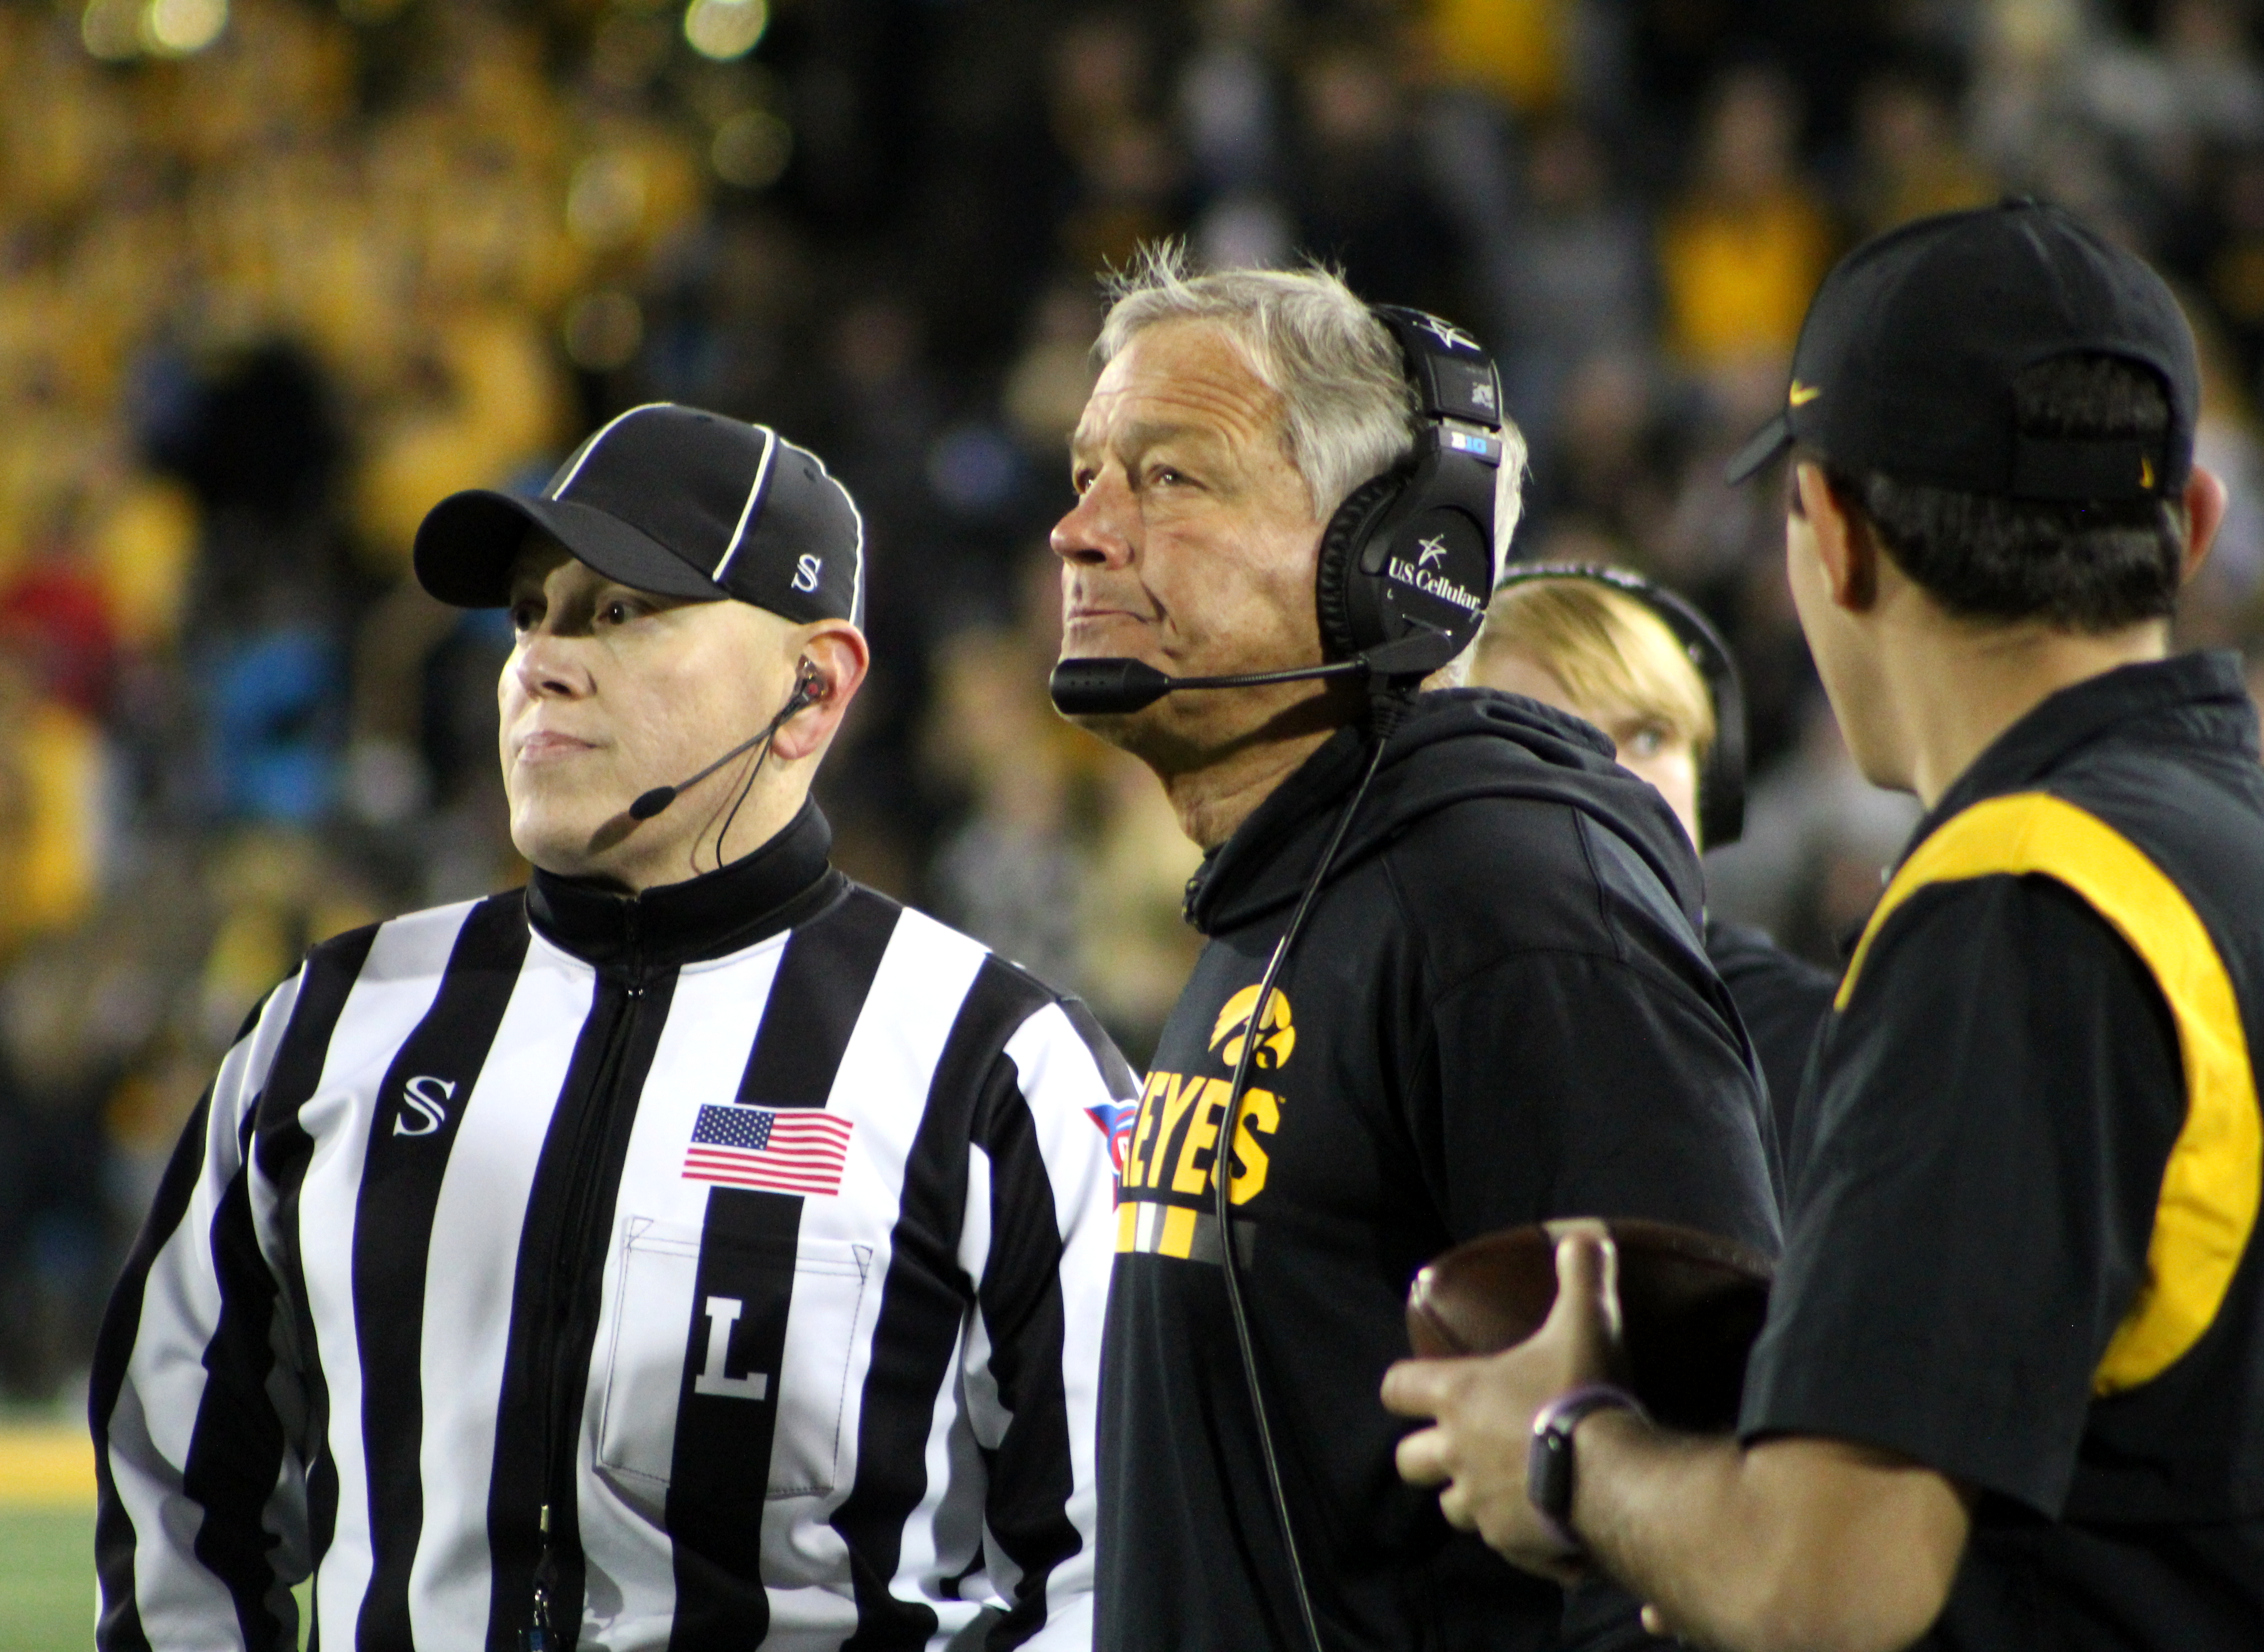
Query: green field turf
0 1509 312 1650
0 1507 95 1652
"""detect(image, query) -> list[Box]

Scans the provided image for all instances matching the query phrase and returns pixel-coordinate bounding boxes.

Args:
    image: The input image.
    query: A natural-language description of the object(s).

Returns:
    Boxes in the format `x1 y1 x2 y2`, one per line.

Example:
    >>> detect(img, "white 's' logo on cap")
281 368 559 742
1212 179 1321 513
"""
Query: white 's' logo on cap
792 554 823 594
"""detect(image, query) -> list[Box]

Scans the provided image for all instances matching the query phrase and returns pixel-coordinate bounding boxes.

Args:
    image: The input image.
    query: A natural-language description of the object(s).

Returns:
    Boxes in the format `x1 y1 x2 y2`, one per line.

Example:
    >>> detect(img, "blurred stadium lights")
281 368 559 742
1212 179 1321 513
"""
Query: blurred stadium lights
79 0 142 59
711 109 792 190
683 0 767 63
563 290 646 373
82 0 228 59
566 152 650 251
142 0 227 55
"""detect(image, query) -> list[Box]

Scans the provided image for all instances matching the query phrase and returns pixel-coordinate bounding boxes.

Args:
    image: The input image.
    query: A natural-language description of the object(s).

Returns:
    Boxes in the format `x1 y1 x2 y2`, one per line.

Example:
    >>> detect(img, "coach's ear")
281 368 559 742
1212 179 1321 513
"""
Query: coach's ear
2182 463 2228 587
1794 462 1878 614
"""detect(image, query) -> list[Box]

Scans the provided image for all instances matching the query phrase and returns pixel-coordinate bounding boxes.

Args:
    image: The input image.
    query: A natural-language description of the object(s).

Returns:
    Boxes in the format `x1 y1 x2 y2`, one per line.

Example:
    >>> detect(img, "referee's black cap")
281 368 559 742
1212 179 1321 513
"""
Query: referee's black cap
1725 198 2199 502
413 403 866 627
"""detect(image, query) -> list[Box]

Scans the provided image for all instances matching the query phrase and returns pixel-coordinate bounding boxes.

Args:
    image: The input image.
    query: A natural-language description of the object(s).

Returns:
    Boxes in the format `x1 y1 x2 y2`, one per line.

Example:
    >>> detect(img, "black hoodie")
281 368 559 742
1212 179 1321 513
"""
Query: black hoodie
1097 689 1781 1652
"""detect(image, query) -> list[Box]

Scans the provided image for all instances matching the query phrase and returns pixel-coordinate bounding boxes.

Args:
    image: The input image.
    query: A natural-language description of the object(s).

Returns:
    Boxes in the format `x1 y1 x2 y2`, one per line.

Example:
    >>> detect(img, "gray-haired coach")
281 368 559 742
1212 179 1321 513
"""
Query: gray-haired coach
1053 252 1778 1652
91 404 1126 1652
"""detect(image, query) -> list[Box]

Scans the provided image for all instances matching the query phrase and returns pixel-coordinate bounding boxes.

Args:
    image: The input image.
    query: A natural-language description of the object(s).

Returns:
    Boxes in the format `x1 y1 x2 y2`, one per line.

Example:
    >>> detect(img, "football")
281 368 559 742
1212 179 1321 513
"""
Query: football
1404 1218 1774 1433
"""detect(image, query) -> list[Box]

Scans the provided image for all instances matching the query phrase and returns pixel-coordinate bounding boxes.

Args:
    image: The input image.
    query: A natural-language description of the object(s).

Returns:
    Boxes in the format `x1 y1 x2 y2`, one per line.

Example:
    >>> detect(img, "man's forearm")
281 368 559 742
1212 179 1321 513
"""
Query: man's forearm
1384 1236 1969 1651
1569 1411 1781 1650
1569 1415 1968 1652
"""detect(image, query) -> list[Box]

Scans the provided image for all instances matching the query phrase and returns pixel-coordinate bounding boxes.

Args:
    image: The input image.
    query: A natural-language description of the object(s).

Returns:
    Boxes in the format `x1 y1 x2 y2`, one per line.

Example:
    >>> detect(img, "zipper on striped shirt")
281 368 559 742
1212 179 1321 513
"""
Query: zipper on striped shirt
527 902 655 1649
523 1503 555 1652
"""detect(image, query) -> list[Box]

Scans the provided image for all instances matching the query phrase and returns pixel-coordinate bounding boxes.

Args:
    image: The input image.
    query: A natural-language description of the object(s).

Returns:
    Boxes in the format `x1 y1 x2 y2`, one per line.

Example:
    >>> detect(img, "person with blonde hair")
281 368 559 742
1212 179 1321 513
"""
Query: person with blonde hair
1473 566 1833 1170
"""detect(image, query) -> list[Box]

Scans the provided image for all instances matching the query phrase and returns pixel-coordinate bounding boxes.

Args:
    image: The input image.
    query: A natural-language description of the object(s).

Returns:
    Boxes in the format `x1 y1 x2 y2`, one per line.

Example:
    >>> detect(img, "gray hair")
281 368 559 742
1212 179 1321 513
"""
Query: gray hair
1095 245 1527 597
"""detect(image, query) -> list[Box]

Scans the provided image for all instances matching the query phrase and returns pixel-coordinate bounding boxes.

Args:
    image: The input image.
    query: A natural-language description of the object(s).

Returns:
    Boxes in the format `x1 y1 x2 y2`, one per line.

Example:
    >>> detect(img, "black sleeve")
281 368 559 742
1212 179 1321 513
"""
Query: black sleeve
1418 946 1782 1257
1738 875 2187 1516
1707 923 1837 1180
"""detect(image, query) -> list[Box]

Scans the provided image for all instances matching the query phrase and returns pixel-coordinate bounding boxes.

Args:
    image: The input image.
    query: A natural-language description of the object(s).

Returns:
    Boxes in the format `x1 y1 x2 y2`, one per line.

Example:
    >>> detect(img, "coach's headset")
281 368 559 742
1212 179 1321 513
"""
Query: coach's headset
1050 306 1505 1652
1487 561 1748 848
1047 304 1505 715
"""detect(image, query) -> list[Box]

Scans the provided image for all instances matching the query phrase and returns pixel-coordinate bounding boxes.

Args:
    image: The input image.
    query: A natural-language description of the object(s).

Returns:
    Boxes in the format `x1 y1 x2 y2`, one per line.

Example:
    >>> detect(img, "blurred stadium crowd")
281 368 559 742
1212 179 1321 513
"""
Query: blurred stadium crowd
4 0 2264 1400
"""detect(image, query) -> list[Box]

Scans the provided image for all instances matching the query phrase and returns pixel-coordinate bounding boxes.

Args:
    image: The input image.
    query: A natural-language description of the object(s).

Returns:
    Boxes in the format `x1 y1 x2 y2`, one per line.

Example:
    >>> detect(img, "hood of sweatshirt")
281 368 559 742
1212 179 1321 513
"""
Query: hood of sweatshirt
1184 687 1705 937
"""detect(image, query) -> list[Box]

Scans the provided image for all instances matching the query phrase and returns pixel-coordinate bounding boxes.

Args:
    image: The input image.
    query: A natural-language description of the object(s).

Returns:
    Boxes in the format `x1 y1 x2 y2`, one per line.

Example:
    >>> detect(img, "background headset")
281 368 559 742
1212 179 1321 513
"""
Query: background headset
1488 561 1748 849
1045 304 1505 1652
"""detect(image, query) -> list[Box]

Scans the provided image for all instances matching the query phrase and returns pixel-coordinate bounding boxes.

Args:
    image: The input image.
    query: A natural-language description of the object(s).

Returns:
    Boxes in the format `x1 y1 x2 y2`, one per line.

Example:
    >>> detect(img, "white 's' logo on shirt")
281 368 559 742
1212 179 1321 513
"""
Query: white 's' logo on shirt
394 1076 456 1137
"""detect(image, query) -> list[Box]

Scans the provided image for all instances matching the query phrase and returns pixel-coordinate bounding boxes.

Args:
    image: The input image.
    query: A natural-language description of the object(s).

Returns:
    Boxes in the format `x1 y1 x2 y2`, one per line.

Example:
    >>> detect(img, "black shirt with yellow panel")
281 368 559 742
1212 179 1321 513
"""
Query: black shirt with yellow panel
1097 689 1782 1652
1743 651 2264 1647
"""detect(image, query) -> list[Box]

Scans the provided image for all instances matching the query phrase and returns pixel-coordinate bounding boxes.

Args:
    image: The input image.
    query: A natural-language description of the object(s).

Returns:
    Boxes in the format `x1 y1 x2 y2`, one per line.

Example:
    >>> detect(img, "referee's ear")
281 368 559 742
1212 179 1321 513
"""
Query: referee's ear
1793 460 1879 614
771 622 869 765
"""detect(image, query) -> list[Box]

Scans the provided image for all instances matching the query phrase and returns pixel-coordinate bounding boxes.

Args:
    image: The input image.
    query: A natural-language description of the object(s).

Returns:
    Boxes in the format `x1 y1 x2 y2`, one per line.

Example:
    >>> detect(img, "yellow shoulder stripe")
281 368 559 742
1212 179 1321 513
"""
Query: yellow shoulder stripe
1836 792 2262 1395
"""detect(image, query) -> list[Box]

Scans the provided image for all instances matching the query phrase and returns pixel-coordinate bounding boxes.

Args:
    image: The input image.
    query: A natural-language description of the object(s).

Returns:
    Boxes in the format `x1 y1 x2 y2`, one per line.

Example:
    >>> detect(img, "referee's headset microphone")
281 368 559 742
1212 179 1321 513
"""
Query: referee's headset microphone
627 659 826 823
1049 306 1505 1652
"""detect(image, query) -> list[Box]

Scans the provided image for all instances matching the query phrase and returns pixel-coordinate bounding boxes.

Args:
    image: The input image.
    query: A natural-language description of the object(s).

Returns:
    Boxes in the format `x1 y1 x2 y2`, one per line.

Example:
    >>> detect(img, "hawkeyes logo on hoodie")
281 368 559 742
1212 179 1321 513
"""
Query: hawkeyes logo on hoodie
1115 984 1294 1259
1209 985 1294 1072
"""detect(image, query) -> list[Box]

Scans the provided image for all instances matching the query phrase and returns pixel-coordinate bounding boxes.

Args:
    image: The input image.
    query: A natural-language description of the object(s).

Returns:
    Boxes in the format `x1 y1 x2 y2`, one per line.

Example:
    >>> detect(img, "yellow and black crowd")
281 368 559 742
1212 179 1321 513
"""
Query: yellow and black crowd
6 0 2264 1409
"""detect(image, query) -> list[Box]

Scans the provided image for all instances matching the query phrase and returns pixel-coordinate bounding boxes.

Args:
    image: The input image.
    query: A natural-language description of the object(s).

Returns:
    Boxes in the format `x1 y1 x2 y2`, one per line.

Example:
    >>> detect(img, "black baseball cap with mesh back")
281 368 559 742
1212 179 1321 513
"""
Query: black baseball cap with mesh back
414 402 866 626
1724 199 2199 501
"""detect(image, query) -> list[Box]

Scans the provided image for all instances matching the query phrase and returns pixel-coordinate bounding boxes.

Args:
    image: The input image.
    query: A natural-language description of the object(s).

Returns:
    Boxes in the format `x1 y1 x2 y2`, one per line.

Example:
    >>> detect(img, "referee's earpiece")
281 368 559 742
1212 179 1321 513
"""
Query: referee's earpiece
782 659 825 719
1313 307 1506 683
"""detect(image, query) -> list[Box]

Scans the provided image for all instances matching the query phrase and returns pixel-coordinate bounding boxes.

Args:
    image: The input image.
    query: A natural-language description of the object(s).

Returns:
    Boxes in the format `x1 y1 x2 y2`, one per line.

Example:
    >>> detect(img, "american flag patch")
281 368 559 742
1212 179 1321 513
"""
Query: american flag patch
682 1103 855 1197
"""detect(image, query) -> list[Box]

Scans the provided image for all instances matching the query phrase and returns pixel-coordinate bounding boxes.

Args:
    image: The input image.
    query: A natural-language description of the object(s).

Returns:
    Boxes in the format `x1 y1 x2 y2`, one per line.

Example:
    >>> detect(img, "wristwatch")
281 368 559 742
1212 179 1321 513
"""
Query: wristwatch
1526 1383 1646 1555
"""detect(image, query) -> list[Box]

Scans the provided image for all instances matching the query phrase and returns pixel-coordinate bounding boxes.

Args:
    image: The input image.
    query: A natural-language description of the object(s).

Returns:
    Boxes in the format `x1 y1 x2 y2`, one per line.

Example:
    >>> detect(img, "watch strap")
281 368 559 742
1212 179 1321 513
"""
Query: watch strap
1525 1383 1645 1555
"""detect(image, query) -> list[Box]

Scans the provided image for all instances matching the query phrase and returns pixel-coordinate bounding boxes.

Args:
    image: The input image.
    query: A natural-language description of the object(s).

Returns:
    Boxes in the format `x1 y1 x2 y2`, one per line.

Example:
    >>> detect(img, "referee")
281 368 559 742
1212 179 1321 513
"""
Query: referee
1387 202 2264 1648
90 404 1125 1651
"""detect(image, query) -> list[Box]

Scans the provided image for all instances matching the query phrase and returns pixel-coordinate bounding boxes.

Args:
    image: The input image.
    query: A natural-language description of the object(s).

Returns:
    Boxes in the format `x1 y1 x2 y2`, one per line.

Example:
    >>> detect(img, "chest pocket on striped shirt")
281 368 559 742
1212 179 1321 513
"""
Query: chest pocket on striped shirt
596 1216 877 1501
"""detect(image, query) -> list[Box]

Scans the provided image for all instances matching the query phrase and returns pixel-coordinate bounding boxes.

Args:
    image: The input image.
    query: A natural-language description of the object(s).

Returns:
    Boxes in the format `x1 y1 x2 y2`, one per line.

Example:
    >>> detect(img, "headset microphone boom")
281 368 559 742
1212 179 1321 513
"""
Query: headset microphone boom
1045 629 1460 717
629 663 824 822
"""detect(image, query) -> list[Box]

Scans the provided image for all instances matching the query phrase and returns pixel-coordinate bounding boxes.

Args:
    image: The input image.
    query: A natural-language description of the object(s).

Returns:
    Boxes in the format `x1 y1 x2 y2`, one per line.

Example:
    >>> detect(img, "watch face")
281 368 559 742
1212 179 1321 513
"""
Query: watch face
1527 1422 1578 1523
1525 1386 1643 1547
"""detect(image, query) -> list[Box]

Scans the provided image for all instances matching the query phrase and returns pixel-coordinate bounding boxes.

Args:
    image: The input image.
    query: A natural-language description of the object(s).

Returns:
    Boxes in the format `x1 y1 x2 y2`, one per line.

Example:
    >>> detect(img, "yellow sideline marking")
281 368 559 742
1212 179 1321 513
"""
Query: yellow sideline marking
0 1425 96 1506
1838 792 2263 1393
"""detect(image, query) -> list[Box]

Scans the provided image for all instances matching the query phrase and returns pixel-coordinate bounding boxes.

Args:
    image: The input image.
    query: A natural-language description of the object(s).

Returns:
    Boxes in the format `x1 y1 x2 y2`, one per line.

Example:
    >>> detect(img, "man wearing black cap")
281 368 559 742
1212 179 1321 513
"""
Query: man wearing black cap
1385 201 2264 1649
90 403 1125 1651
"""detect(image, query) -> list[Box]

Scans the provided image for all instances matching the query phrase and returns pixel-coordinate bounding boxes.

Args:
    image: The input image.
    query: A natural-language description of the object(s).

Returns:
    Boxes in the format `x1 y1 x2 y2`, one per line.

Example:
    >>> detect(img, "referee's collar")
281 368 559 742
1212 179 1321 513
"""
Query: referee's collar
525 799 844 969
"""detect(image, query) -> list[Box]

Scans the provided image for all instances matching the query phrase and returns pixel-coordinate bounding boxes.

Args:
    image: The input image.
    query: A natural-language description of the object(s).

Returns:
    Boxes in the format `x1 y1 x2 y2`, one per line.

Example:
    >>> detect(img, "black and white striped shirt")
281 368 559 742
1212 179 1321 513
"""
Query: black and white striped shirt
92 809 1127 1652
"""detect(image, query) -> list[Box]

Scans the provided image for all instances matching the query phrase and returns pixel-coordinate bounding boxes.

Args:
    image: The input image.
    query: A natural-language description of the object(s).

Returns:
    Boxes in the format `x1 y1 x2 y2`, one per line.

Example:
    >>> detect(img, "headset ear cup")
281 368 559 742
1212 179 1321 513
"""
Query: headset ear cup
1698 661 1747 848
1315 473 1404 661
